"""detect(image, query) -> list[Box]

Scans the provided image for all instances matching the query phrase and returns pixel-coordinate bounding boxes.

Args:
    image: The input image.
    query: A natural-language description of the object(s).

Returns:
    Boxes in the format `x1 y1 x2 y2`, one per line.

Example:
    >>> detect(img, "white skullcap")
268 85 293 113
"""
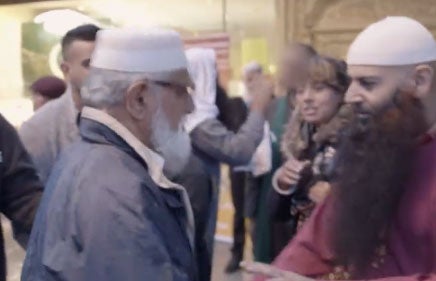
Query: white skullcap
91 27 193 87
242 61 263 76
347 16 436 66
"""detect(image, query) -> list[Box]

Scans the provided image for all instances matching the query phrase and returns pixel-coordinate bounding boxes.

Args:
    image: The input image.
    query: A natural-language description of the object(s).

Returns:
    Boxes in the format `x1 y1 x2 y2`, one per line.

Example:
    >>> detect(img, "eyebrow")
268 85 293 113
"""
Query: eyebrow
352 76 382 82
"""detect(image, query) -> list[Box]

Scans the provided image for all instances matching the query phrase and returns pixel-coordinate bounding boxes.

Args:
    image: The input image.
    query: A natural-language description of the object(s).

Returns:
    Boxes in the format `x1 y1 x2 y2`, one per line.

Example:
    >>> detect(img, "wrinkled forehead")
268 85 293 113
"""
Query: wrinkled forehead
347 64 412 80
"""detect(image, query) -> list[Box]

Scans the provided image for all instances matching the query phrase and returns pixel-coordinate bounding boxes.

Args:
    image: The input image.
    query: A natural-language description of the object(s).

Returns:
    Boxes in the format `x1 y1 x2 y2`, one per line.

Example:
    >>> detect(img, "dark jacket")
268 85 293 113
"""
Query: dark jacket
22 109 196 281
0 114 42 281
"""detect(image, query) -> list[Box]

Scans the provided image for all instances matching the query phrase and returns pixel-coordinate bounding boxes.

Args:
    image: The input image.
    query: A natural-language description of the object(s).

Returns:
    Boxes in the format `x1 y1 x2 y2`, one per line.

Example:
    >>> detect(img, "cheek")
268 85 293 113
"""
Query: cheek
160 93 183 129
316 92 342 120
67 65 80 80
75 68 89 83
366 88 397 111
81 68 90 78
69 63 86 78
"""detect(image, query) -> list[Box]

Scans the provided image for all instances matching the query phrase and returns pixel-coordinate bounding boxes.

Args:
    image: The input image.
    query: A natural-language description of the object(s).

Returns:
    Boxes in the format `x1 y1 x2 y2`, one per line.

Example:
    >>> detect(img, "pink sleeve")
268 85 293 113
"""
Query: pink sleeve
326 274 436 281
253 198 337 281
273 198 336 276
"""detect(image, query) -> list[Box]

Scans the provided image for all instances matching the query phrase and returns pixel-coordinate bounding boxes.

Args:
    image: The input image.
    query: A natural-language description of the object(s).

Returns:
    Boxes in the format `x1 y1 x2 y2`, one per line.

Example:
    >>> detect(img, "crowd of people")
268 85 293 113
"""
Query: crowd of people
0 15 434 281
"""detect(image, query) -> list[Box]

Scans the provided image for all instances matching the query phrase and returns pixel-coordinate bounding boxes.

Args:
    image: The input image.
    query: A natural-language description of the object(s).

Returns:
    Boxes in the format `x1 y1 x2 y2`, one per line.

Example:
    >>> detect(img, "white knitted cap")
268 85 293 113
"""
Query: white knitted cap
91 27 193 87
347 16 436 66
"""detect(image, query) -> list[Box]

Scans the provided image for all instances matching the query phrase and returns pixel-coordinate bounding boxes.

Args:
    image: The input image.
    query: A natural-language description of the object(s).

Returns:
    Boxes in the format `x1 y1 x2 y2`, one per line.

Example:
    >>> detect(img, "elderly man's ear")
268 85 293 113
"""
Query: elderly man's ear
125 81 153 119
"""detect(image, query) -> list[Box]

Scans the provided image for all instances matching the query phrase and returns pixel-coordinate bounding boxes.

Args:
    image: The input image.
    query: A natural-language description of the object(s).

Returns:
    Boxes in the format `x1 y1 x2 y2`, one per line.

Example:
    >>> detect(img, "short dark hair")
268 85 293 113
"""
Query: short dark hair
61 24 100 60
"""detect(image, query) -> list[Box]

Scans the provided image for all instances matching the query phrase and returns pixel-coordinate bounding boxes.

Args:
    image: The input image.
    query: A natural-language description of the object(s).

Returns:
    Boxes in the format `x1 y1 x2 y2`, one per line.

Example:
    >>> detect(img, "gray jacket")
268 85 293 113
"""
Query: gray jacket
22 107 196 281
190 111 265 176
19 89 79 184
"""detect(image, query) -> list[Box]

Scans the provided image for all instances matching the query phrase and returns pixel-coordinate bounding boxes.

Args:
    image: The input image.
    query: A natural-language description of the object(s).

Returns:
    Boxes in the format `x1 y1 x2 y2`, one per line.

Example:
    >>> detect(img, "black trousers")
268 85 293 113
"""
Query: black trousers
229 170 247 259
229 170 260 259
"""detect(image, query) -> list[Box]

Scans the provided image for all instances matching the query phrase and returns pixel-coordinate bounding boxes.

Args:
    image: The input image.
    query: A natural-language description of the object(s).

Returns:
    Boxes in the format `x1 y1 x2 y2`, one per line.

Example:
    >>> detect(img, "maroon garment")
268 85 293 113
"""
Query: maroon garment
256 139 436 281
31 76 66 99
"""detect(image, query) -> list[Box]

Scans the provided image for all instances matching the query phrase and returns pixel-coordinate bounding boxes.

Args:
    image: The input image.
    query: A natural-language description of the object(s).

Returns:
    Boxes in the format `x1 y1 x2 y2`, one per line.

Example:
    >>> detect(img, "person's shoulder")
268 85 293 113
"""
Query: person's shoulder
19 94 73 144
21 94 70 130
75 142 144 174
53 141 149 196
80 144 153 188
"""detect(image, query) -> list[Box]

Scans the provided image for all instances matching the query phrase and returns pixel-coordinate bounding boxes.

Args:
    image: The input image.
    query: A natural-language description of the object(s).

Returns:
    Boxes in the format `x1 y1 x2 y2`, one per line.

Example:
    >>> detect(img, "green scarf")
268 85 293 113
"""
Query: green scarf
254 96 290 262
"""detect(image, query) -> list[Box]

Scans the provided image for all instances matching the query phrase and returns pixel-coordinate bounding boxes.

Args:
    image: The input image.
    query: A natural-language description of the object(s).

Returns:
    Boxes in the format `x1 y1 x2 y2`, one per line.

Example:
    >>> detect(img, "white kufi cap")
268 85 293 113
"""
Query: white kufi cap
91 27 194 87
347 16 436 66
242 61 263 76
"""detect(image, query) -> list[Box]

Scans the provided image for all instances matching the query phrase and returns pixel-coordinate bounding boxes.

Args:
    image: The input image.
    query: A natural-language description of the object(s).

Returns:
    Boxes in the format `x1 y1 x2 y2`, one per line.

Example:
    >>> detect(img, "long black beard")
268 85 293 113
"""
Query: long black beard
331 91 426 275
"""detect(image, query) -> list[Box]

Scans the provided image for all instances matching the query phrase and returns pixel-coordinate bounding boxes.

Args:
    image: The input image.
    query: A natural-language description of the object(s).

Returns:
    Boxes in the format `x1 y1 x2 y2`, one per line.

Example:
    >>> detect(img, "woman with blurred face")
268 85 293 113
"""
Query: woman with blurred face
271 55 351 230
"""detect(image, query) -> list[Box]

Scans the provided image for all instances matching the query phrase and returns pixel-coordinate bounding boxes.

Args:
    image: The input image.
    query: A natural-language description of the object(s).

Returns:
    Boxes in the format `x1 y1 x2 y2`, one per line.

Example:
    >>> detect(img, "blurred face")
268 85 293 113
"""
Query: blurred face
345 65 411 116
61 40 95 92
243 70 262 93
31 91 49 111
296 82 343 125
279 48 311 90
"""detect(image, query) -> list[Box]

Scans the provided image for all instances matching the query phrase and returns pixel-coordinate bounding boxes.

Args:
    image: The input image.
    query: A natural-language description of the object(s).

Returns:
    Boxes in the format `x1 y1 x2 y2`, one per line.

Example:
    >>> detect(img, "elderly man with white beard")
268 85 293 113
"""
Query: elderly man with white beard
22 28 197 281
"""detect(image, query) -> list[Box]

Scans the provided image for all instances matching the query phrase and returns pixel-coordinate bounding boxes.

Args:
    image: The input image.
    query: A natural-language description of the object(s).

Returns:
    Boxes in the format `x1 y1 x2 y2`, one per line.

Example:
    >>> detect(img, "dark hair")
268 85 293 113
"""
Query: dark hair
215 82 248 132
61 24 100 60
306 55 350 94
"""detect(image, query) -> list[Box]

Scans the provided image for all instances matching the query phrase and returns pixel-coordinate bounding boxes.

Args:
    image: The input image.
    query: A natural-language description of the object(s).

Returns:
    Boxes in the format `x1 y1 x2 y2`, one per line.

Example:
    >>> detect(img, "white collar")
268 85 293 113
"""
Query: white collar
81 107 172 186
81 107 195 246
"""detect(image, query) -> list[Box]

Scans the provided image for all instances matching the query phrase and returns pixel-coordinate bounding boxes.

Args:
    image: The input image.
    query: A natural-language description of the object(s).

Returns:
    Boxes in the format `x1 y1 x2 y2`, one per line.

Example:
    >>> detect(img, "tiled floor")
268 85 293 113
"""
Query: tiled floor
3 217 250 281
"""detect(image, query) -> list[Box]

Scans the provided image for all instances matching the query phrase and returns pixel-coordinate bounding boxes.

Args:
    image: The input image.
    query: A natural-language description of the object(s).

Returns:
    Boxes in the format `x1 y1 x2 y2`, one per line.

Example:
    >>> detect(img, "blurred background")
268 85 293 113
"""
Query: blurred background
1 0 435 126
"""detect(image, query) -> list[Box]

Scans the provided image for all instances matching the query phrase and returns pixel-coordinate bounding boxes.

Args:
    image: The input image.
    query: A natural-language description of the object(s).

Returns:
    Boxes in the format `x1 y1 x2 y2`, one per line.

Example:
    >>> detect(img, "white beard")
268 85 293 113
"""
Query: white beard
150 106 192 178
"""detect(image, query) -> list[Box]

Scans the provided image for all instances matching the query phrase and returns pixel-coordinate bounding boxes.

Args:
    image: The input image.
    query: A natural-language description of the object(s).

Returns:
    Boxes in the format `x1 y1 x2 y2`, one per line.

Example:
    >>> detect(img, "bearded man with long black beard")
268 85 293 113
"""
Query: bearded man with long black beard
332 90 427 275
244 16 436 281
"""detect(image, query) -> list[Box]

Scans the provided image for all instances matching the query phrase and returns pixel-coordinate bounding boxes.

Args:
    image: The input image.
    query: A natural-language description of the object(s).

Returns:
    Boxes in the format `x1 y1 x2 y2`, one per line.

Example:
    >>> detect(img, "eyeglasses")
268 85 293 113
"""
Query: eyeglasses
151 80 190 94
152 81 172 88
